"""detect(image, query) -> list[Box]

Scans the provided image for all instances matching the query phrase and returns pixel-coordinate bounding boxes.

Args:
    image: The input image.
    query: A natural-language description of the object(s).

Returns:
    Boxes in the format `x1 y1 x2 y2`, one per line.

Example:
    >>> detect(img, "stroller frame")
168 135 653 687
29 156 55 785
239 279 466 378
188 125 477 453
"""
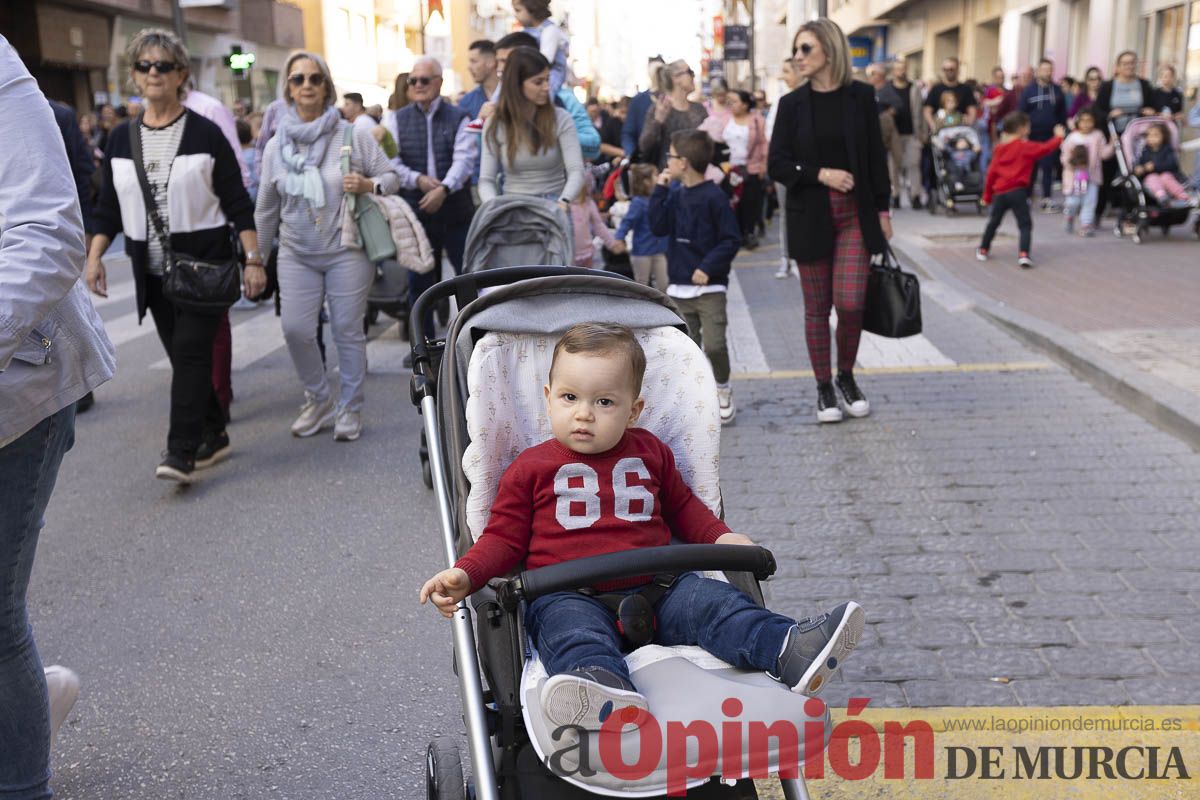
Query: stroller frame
408 267 822 800
1109 117 1199 243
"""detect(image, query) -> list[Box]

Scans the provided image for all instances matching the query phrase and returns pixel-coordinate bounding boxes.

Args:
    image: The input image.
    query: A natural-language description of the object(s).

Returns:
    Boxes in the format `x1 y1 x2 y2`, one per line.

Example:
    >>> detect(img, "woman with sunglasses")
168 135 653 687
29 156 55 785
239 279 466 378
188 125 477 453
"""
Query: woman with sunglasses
768 19 891 424
87 28 261 482
255 50 400 444
1068 67 1104 125
639 60 708 170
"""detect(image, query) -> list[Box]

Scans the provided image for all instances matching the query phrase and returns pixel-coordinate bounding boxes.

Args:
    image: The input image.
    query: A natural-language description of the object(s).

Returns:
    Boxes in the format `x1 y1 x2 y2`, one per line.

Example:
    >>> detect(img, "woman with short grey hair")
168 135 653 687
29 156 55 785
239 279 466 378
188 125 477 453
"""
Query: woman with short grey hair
87 27 260 482
255 50 400 442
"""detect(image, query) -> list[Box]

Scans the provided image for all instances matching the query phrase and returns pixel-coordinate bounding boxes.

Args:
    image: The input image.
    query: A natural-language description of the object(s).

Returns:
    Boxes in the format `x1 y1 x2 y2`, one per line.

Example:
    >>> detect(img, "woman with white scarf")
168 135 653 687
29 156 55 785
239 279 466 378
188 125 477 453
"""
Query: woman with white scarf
256 51 400 442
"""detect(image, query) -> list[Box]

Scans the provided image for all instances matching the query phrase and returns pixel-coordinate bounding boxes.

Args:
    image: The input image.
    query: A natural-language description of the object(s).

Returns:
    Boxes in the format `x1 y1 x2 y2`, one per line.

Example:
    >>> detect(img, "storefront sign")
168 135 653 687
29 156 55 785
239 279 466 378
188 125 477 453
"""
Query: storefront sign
725 25 750 61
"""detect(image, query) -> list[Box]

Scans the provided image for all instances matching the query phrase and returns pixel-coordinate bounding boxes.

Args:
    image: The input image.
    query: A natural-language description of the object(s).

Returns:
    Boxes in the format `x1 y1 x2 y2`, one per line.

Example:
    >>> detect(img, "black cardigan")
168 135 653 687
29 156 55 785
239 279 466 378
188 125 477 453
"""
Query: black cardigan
1093 78 1157 128
95 111 255 321
767 81 890 261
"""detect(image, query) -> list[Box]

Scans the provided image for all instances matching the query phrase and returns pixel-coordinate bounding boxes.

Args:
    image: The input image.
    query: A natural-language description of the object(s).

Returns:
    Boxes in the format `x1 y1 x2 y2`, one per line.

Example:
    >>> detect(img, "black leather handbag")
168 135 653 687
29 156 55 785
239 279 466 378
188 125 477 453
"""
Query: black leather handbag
863 246 922 338
130 116 240 314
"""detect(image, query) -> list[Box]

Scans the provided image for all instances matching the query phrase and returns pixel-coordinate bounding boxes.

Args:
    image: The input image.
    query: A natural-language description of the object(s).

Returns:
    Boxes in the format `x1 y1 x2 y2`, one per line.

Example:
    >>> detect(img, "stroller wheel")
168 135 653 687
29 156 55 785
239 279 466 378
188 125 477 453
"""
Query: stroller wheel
425 740 467 800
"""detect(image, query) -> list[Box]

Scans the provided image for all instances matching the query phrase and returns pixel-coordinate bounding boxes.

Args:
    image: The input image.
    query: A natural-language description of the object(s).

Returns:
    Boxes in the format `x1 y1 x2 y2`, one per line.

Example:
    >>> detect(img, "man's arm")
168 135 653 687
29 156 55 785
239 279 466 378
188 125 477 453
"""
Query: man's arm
439 116 477 193
0 43 86 370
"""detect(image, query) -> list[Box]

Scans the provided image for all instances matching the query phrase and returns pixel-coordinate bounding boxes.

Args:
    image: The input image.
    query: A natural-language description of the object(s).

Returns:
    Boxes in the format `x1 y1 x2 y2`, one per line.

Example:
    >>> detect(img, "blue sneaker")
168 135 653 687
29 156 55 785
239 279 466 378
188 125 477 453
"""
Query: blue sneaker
540 668 649 731
770 602 865 696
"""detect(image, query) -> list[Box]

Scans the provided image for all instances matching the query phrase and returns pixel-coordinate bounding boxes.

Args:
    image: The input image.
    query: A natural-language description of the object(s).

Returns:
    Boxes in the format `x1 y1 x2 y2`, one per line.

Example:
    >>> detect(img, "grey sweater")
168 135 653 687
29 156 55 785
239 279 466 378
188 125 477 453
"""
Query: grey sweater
479 107 584 203
255 119 400 255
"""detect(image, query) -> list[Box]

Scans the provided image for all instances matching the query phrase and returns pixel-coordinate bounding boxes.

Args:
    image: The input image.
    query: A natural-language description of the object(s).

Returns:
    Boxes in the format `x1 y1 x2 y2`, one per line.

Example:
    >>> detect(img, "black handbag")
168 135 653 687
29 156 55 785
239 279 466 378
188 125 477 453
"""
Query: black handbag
130 115 240 314
863 246 922 338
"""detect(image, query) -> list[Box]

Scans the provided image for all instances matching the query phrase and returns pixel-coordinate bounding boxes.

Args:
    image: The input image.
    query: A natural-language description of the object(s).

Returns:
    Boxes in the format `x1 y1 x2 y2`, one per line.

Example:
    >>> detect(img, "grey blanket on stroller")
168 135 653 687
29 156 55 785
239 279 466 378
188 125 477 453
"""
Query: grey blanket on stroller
463 195 575 272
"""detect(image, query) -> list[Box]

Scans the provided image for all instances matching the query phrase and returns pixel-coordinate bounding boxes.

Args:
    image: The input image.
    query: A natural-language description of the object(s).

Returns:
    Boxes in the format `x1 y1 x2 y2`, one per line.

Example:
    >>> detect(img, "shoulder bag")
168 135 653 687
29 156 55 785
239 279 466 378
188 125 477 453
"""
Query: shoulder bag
130 114 241 313
340 125 397 263
863 245 922 338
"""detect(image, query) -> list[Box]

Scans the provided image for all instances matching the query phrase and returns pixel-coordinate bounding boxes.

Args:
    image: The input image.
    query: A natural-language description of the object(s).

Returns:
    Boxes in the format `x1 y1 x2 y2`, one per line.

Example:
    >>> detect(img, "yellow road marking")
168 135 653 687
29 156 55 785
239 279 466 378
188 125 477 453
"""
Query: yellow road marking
732 361 1056 380
752 706 1199 799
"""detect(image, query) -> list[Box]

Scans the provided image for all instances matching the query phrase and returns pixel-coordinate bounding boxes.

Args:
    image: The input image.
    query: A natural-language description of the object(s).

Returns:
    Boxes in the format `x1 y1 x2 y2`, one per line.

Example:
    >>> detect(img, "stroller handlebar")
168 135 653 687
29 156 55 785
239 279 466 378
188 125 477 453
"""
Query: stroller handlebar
499 544 778 607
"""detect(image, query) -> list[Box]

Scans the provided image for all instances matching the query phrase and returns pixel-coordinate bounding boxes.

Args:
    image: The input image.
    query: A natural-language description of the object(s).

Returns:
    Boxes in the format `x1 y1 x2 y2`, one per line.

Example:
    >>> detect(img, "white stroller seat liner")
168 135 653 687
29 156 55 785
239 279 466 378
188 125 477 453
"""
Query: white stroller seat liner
462 326 722 542
520 646 830 796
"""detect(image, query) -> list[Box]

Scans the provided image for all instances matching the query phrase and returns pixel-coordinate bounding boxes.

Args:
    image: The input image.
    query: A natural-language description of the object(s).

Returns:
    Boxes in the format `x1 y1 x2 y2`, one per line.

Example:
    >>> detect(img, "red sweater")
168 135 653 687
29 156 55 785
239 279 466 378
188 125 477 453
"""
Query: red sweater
983 136 1063 203
454 428 731 591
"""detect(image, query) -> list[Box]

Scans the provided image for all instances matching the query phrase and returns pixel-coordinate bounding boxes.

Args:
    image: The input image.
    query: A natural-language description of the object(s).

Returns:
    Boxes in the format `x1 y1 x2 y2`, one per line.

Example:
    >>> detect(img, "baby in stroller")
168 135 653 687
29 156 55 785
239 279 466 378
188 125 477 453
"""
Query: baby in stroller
1134 122 1195 207
946 134 981 188
420 322 864 732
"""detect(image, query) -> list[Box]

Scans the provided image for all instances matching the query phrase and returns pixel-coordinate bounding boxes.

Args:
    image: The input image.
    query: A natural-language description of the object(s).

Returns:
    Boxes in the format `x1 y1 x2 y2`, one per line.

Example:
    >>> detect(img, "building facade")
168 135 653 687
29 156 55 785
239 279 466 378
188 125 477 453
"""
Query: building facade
1 0 305 112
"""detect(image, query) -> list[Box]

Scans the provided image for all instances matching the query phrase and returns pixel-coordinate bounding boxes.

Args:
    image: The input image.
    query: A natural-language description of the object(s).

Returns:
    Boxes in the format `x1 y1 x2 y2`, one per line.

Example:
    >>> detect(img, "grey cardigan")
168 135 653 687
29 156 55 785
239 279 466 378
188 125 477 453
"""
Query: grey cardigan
0 37 115 445
479 107 584 203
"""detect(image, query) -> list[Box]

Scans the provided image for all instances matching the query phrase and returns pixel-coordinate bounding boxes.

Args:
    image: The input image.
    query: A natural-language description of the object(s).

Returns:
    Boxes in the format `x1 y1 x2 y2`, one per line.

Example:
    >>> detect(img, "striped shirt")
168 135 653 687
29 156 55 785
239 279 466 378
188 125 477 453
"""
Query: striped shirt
141 113 187 275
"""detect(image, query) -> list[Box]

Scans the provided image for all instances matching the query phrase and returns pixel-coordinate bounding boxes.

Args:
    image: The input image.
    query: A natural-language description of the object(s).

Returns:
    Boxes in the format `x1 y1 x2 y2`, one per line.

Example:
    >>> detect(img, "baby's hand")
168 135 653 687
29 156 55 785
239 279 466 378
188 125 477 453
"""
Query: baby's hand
716 532 756 546
419 568 473 618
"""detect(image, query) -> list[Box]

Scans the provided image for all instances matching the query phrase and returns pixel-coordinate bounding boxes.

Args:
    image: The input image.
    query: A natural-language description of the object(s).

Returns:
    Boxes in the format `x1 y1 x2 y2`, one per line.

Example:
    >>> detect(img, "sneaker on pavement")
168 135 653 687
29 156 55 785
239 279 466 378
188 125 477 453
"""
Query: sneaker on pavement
716 384 736 424
291 396 336 438
1081 224 1096 237
774 260 792 279
155 451 194 483
1017 252 1035 269
834 371 870 418
44 665 80 746
770 602 865 696
975 247 989 262
540 668 650 731
334 408 363 441
816 382 843 424
194 431 230 469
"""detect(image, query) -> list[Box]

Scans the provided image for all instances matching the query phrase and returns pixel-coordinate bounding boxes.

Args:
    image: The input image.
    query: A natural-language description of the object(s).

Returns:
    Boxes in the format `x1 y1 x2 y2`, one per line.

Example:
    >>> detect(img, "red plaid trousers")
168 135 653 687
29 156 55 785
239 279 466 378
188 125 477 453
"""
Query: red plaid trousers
795 189 870 384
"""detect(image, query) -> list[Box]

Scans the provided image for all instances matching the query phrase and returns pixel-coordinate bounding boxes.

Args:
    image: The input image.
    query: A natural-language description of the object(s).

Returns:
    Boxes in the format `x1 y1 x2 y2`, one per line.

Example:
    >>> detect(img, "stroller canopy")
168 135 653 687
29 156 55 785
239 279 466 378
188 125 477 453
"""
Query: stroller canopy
462 195 575 272
933 124 981 150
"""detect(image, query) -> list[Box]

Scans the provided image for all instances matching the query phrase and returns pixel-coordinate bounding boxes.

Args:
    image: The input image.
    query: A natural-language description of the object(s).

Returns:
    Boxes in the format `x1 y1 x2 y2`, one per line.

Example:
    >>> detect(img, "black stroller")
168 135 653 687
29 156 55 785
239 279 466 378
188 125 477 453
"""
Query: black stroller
927 125 985 215
408 267 835 799
1110 116 1199 243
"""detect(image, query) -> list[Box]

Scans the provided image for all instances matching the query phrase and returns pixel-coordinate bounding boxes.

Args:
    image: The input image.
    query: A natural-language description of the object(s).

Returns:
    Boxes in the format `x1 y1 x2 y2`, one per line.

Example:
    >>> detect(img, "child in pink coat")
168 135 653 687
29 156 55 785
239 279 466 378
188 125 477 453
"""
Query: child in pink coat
1060 108 1114 236
570 185 625 268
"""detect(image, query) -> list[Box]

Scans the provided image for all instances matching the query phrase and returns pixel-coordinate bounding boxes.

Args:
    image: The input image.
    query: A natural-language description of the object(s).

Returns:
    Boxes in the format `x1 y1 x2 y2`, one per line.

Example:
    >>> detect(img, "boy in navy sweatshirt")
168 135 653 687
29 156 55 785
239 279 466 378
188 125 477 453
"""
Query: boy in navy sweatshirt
648 129 742 423
978 112 1064 269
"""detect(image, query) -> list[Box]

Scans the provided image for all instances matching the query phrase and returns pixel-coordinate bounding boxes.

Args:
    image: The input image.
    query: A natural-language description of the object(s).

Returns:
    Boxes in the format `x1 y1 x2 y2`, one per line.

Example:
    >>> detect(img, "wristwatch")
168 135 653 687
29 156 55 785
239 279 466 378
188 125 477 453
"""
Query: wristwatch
244 249 261 263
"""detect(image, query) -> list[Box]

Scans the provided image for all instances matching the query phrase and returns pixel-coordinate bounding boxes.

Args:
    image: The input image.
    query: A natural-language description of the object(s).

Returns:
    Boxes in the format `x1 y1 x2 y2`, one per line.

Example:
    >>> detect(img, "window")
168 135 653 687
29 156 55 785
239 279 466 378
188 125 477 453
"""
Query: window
1187 1 1200 94
339 8 351 38
356 14 369 45
1155 5 1188 77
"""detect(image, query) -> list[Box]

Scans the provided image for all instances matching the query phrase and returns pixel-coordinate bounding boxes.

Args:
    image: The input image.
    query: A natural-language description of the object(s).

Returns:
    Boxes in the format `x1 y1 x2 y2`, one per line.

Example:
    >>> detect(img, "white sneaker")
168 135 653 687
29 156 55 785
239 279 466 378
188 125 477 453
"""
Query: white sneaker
334 408 362 441
717 384 735 424
290 395 335 438
44 665 80 746
774 260 792 279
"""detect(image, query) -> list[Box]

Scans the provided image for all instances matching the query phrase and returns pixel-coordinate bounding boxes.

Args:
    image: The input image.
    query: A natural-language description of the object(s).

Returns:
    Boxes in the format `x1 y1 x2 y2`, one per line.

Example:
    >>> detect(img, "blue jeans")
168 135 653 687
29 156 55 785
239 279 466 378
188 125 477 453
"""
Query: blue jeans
0 404 76 800
1063 183 1100 227
525 572 795 686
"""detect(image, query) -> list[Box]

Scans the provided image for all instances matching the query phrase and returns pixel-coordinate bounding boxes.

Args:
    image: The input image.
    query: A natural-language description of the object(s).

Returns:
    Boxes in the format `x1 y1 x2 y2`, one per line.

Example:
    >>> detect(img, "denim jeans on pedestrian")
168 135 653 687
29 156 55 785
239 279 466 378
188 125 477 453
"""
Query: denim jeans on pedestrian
525 572 795 687
1063 183 1100 227
0 404 76 800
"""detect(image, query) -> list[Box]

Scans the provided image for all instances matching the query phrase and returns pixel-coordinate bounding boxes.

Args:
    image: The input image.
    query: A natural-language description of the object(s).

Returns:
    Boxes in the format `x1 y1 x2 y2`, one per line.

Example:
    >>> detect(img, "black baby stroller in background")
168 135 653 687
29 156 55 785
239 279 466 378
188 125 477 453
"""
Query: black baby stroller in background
408 267 834 799
1110 116 1199 244
928 125 984 215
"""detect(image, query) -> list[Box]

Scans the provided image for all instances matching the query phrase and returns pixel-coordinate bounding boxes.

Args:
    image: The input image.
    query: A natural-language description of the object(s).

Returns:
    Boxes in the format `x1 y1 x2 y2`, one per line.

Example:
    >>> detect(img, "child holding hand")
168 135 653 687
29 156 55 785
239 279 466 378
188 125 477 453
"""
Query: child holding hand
419 323 864 732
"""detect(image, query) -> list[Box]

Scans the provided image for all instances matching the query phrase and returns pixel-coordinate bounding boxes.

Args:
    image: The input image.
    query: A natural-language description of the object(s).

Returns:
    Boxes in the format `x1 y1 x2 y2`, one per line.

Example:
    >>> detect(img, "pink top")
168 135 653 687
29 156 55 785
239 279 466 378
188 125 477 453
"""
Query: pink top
1060 129 1115 191
570 197 617 266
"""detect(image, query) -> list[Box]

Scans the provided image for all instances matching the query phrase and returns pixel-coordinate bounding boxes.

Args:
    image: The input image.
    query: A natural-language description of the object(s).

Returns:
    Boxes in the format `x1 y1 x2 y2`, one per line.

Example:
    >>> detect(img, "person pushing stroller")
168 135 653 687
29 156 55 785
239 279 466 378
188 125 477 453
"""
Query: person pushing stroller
420 324 864 731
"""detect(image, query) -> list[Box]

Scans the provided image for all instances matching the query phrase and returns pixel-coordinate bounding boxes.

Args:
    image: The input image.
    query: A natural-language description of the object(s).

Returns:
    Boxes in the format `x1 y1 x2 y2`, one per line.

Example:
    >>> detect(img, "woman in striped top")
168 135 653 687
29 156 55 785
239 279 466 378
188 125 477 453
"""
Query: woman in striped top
87 28 261 483
255 51 400 443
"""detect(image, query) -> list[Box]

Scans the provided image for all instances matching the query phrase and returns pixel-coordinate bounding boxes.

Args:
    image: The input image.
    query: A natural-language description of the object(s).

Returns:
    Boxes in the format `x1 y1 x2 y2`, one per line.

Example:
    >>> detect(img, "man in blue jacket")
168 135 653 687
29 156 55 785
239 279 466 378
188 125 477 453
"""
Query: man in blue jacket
622 55 666 161
1019 58 1067 210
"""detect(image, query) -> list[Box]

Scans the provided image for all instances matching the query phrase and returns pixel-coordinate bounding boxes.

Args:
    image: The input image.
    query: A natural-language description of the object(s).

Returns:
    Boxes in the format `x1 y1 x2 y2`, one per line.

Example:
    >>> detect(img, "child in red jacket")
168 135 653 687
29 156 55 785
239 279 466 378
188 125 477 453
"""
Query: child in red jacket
419 323 864 732
977 112 1065 268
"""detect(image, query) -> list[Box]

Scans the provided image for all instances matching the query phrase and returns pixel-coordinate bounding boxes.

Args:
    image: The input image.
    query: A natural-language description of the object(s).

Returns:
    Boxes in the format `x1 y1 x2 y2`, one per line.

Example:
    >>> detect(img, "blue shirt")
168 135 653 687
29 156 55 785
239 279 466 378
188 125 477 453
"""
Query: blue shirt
458 86 489 184
647 181 741 285
614 195 668 256
622 90 654 159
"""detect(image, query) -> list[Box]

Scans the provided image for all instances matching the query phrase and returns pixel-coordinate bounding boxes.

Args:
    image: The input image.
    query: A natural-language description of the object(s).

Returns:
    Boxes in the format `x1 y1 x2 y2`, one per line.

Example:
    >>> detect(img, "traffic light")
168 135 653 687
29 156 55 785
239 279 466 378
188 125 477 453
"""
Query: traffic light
225 45 256 78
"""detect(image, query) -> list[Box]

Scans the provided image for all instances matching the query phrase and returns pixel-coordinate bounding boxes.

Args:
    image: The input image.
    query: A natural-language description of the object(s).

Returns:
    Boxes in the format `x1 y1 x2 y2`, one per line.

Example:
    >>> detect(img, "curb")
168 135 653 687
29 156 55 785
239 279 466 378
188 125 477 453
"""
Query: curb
890 233 1200 451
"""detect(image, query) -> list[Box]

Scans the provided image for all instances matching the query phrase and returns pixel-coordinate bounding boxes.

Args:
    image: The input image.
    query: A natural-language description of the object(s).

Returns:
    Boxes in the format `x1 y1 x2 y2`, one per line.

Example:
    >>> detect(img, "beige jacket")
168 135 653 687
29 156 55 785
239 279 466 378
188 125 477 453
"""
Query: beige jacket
340 193 436 274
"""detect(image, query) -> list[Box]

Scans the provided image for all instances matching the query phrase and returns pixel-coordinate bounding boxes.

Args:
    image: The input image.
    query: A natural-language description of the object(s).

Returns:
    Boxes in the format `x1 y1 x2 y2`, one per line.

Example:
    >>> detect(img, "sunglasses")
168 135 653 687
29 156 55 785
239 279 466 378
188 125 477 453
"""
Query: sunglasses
667 152 684 160
134 60 178 74
407 76 436 86
793 43 814 57
288 73 324 87
672 69 695 78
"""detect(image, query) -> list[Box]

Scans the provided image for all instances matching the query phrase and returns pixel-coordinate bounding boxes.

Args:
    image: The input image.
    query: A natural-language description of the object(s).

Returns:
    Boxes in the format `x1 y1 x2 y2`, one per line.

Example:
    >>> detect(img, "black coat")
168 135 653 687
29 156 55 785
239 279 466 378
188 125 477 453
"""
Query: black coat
767 80 890 261
1093 78 1157 125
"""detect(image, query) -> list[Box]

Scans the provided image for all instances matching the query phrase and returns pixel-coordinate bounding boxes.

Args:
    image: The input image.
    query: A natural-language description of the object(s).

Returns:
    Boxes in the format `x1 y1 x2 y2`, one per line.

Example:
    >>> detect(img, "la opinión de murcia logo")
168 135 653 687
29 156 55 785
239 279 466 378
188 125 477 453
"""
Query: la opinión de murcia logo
541 698 1191 795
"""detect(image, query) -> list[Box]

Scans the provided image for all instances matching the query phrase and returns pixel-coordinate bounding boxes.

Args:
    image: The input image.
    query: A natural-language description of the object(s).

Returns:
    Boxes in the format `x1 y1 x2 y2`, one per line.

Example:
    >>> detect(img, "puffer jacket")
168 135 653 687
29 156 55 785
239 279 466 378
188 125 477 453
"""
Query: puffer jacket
340 193 435 274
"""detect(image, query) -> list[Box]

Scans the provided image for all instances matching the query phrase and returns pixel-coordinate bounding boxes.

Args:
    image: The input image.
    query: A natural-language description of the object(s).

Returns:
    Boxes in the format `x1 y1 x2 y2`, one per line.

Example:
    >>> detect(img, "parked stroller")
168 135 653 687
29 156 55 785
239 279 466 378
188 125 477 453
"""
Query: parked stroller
1110 116 1199 243
928 125 984 215
463 196 576 271
408 267 833 799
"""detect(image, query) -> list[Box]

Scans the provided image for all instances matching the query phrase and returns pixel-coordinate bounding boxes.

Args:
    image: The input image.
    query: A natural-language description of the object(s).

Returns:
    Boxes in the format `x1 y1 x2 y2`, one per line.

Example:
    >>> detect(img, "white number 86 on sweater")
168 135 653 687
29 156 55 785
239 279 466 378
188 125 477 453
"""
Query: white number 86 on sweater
554 459 655 530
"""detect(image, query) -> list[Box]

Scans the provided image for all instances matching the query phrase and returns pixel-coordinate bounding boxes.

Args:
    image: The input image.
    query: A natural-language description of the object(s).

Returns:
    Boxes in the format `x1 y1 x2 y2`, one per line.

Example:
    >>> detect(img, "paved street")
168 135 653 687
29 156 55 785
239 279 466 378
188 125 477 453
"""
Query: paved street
31 223 1200 797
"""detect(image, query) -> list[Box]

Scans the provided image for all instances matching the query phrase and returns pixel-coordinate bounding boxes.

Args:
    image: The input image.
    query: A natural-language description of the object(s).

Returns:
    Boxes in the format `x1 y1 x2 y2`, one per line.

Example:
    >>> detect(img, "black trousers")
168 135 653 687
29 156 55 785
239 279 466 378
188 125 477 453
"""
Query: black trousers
1096 156 1118 218
145 275 226 458
407 213 470 340
980 187 1033 254
736 172 765 239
